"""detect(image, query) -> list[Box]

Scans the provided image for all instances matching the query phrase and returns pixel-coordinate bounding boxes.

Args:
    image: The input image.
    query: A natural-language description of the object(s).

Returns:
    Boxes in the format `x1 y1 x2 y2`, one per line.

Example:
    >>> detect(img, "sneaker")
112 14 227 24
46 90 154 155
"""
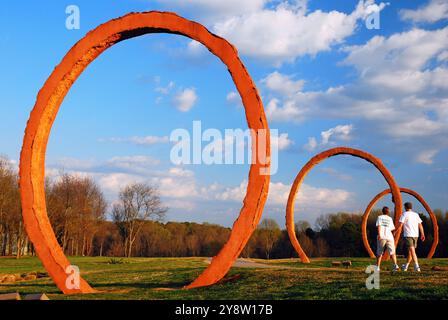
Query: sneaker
375 266 380 272
401 264 409 272
392 265 400 272
414 265 421 272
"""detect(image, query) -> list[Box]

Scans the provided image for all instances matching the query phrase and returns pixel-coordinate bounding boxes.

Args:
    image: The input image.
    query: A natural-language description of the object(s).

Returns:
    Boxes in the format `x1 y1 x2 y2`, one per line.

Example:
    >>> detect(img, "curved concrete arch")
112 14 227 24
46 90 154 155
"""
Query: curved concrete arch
361 187 439 259
19 11 270 294
286 147 402 263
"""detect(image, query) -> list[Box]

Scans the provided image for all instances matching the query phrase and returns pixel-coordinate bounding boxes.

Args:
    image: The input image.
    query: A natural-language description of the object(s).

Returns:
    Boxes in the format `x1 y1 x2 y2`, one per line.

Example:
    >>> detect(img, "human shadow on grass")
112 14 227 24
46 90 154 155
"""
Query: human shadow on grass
93 273 245 292
94 280 189 292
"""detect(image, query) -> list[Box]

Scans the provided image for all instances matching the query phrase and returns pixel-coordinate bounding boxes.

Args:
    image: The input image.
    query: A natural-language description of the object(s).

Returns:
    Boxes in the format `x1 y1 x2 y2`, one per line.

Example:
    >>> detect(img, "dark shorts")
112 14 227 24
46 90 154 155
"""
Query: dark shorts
405 237 418 248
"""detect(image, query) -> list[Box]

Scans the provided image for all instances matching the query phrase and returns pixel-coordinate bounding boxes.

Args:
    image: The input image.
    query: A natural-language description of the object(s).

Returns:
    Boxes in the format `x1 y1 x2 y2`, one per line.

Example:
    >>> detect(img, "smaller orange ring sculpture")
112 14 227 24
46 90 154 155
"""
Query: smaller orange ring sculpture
286 147 402 263
361 187 439 259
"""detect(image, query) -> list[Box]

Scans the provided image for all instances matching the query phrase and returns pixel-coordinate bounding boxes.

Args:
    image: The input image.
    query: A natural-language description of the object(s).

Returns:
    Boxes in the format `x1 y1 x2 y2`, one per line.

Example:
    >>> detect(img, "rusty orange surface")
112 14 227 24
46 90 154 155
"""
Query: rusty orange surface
285 147 402 263
361 187 439 259
19 11 270 294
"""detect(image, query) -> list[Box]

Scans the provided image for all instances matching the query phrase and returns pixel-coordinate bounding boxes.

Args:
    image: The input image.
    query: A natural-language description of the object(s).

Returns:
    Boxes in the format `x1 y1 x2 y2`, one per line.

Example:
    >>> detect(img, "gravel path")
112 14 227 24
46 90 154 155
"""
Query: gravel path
204 258 296 269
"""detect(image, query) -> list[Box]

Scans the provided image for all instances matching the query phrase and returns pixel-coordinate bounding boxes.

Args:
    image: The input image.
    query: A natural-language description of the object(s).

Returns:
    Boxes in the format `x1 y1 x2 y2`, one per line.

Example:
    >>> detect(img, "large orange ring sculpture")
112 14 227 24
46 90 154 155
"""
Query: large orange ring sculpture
19 11 270 294
361 187 439 259
286 147 402 263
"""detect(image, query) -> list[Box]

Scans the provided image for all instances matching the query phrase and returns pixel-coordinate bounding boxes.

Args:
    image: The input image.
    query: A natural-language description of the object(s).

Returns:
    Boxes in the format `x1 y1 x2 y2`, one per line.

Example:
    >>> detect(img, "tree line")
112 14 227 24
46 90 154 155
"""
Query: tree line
1 156 448 259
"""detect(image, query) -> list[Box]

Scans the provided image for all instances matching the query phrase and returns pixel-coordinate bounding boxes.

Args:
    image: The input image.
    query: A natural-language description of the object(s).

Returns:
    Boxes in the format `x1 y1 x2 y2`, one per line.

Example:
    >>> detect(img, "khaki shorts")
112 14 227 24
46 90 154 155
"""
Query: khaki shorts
377 239 396 257
405 237 418 248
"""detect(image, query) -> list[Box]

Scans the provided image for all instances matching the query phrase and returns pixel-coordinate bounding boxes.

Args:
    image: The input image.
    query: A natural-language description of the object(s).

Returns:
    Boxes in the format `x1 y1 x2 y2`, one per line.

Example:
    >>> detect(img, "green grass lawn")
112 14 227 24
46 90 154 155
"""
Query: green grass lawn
1 256 448 300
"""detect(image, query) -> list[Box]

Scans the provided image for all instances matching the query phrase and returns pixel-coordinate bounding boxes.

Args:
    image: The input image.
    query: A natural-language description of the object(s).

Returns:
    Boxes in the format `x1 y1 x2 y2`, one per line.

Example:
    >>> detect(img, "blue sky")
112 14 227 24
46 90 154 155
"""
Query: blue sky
1 0 447 227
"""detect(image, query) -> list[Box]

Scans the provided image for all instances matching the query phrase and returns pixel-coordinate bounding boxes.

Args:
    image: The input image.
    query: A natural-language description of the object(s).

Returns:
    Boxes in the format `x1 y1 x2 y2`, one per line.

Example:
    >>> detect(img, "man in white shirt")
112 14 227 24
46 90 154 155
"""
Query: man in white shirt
398 202 426 272
375 206 399 272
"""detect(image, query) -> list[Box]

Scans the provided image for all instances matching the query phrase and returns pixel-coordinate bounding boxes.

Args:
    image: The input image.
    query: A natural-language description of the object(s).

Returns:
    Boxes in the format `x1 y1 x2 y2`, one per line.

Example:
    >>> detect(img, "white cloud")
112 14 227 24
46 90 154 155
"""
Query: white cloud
342 27 448 94
48 156 198 203
185 40 209 58
212 0 387 65
155 0 269 21
271 132 294 151
168 167 194 177
155 175 198 199
415 149 439 165
103 135 169 146
166 199 196 211
304 137 318 152
304 124 353 151
226 91 241 106
266 97 306 122
262 25 448 163
265 181 353 216
261 71 304 96
107 156 161 171
48 155 160 191
173 88 198 112
319 167 352 182
321 124 353 145
213 180 247 202
209 179 352 210
295 183 352 209
129 136 170 145
438 50 448 62
204 129 294 154
54 157 97 170
384 118 442 138
155 81 175 95
46 153 355 225
153 78 198 112
265 181 290 205
99 172 145 195
400 0 448 24
233 180 354 224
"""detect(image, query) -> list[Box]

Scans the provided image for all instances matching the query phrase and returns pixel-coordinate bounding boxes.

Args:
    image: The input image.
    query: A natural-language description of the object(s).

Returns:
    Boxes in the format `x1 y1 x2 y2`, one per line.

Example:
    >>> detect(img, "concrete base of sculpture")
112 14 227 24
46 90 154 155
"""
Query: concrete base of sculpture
19 11 270 294
361 187 439 259
285 147 402 263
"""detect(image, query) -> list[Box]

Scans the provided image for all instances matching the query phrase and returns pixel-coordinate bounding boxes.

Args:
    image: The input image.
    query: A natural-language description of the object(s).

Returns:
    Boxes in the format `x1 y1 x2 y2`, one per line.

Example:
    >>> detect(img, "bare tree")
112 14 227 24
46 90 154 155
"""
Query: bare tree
113 183 167 257
0 156 23 257
298 232 316 257
315 237 330 257
257 218 281 259
46 173 107 256
241 232 258 258
295 220 311 234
